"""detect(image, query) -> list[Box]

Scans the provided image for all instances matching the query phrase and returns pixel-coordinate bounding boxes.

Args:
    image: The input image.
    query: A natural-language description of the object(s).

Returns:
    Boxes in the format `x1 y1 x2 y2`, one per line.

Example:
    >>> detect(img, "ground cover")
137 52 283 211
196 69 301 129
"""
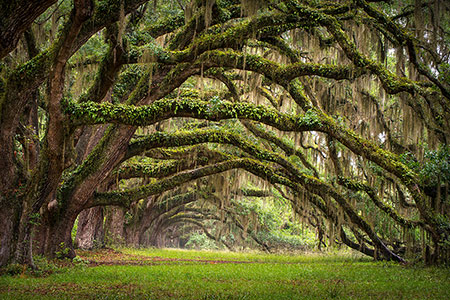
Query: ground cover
1 248 449 299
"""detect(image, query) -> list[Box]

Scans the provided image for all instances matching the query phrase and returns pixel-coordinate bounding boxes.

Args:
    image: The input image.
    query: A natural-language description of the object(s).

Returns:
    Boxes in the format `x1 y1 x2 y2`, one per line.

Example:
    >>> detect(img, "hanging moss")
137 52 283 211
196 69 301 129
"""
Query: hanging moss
337 176 422 229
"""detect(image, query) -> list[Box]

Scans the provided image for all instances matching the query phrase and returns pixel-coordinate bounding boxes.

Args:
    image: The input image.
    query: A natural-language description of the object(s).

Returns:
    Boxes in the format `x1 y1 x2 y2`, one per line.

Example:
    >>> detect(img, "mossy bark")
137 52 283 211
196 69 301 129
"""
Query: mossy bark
0 0 56 59
75 207 105 250
0 205 19 267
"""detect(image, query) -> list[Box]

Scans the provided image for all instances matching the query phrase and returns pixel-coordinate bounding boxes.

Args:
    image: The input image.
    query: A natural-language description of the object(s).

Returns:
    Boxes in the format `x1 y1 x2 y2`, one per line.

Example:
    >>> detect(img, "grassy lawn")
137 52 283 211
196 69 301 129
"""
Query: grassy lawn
1 248 449 299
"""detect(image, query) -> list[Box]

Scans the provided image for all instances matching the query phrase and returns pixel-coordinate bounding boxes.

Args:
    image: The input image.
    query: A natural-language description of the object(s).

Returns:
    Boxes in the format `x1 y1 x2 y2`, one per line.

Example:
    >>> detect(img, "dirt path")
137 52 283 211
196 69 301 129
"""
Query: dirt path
77 248 257 266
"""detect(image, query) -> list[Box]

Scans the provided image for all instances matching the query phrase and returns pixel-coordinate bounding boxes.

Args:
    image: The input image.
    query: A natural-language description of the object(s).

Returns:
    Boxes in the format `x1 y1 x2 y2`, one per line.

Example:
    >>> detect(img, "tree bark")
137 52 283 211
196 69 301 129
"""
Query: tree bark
75 207 105 250
0 205 18 266
0 0 57 59
44 212 78 259
104 207 125 245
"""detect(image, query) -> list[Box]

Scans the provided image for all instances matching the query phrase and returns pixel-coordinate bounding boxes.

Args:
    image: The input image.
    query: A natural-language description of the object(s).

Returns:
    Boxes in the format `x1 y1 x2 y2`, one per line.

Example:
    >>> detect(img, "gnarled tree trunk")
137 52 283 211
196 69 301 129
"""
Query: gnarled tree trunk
104 207 126 245
0 205 19 266
75 207 105 250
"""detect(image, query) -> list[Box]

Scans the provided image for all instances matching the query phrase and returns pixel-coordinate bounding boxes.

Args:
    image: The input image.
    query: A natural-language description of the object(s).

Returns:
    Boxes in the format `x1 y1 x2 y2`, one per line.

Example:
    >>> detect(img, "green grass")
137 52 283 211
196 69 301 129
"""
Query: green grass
1 248 449 299
120 247 356 263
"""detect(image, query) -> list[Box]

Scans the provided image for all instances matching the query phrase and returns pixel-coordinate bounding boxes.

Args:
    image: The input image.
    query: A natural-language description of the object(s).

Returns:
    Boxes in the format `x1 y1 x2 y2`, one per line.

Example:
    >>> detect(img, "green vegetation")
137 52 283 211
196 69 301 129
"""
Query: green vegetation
1 248 450 299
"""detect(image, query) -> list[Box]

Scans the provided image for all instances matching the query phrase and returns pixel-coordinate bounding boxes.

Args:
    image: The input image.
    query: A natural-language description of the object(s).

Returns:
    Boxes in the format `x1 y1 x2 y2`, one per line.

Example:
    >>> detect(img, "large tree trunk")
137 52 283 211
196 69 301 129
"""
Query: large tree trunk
124 223 140 247
44 214 78 259
138 229 151 247
148 218 165 247
104 207 125 246
14 213 35 267
33 206 78 259
0 205 19 266
75 207 105 250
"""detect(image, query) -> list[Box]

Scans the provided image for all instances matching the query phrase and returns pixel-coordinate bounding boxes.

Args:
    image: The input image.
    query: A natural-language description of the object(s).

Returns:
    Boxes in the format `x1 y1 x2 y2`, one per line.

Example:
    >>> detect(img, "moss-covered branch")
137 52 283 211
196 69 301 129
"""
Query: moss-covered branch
116 153 224 180
125 128 313 180
242 121 320 178
92 159 246 207
339 226 376 258
171 12 317 62
196 49 366 84
141 145 229 162
64 97 322 131
71 93 428 233
67 86 434 242
314 108 434 227
115 161 181 180
283 81 434 230
144 12 185 40
154 190 199 215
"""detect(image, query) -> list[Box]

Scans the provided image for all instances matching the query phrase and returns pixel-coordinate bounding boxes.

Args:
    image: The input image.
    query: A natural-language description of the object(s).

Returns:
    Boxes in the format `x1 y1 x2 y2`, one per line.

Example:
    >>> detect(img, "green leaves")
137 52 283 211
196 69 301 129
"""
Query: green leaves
302 109 322 127
400 145 450 187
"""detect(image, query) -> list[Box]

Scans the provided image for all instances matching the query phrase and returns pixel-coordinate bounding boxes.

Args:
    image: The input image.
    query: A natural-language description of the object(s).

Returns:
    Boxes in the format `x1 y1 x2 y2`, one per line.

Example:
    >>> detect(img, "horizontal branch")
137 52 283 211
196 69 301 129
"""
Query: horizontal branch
197 49 367 84
64 97 322 131
116 154 224 180
68 95 425 238
115 161 181 180
240 189 272 197
139 145 229 161
172 12 317 63
92 159 248 207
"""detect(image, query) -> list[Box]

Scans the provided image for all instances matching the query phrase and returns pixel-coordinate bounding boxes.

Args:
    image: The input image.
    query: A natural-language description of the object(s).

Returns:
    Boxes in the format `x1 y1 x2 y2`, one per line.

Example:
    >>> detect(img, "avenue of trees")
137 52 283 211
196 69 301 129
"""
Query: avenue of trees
0 0 449 268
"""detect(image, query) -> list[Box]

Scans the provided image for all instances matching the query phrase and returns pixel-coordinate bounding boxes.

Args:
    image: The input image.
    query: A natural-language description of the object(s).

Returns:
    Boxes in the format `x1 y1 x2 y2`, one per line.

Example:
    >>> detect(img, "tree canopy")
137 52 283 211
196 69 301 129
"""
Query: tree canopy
1 0 449 268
